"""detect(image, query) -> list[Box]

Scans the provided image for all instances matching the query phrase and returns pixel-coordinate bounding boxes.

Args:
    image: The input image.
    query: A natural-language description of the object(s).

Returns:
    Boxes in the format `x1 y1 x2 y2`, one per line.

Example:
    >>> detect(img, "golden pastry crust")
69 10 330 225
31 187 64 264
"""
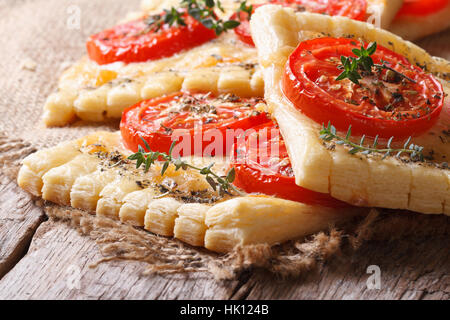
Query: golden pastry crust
366 0 403 29
44 0 403 127
141 0 403 29
251 5 450 215
44 37 264 126
43 0 264 127
17 131 360 252
205 196 352 252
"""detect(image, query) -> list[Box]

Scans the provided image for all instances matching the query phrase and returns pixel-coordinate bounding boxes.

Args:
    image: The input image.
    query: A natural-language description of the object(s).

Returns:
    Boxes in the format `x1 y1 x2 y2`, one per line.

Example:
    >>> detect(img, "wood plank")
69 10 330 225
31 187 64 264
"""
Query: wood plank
235 236 450 300
417 28 450 60
0 133 44 278
1 206 448 299
0 0 448 300
0 219 241 300
0 172 45 279
0 134 46 279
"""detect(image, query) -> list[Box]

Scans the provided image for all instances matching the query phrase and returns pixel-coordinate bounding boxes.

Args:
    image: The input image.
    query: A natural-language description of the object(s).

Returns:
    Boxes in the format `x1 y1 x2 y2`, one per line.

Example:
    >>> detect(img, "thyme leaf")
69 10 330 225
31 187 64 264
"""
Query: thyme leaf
142 7 187 33
144 0 242 36
236 0 254 20
183 0 240 35
128 137 243 196
320 122 424 161
336 41 416 85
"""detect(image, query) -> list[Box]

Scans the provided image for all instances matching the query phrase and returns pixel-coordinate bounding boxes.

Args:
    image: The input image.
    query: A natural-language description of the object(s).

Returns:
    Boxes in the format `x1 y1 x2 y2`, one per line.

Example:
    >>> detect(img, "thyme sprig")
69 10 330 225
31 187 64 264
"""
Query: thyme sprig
183 0 240 35
128 137 242 196
144 0 241 36
375 59 417 84
236 1 254 20
320 122 424 161
336 42 416 85
143 8 187 33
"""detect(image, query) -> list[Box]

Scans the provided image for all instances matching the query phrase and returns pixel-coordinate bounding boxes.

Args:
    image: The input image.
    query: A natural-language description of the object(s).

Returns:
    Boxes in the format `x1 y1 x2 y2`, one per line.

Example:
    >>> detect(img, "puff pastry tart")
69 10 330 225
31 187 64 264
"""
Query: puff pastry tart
20 93 361 252
44 0 403 126
251 5 450 216
43 0 264 126
390 0 450 40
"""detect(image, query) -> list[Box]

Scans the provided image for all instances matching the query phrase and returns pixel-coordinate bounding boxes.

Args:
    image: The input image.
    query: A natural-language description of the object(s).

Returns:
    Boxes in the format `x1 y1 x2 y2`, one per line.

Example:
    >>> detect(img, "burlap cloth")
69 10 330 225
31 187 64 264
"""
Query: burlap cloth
1 0 450 279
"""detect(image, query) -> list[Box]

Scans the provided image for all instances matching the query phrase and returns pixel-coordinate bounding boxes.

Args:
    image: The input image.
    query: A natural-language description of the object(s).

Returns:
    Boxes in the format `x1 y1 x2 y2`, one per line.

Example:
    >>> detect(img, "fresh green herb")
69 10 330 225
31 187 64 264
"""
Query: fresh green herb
183 0 240 35
376 59 417 84
319 122 424 161
128 137 242 195
143 7 187 33
165 7 188 27
336 42 416 85
336 54 362 84
236 0 254 20
144 0 242 36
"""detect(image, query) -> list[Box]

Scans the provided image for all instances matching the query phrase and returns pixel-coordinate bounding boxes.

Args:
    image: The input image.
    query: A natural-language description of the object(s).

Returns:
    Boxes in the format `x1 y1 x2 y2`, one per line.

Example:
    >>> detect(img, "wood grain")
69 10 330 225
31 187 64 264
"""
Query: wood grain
0 0 449 300
0 219 242 300
0 213 448 299
0 173 45 279
0 131 449 300
233 236 450 300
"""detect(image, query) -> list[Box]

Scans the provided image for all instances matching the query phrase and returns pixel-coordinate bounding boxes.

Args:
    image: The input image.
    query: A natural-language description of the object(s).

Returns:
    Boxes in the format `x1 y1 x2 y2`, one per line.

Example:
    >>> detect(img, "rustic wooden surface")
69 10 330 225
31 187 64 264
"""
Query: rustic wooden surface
0 174 449 300
0 172 45 280
0 0 449 300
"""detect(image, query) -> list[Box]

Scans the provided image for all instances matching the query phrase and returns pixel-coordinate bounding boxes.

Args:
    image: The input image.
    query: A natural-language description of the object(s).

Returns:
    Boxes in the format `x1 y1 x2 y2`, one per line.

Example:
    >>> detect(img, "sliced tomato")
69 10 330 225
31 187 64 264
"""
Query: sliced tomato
120 92 270 156
232 0 367 46
87 12 216 65
231 8 258 46
396 0 449 18
288 0 367 20
231 121 350 208
282 37 444 139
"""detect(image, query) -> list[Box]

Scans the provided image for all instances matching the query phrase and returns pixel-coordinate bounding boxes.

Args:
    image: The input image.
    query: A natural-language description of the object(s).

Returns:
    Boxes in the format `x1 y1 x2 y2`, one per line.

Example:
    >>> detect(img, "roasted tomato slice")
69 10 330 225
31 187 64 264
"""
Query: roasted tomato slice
287 0 367 19
232 0 367 46
231 121 350 207
230 4 264 47
396 0 449 18
87 12 216 65
283 37 444 139
120 92 270 156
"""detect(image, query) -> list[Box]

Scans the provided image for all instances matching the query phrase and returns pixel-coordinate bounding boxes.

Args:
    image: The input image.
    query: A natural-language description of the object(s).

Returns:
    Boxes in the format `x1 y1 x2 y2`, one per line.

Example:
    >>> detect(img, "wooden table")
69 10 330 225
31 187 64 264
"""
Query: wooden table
0 172 448 299
0 0 449 300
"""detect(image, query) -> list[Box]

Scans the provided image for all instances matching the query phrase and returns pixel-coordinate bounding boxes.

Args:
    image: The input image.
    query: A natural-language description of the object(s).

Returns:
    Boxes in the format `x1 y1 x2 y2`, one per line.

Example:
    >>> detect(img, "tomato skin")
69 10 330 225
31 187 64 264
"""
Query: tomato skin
87 13 216 65
231 121 350 208
396 0 449 18
290 0 367 20
120 94 177 156
120 92 270 156
282 37 444 139
232 0 367 46
231 10 256 46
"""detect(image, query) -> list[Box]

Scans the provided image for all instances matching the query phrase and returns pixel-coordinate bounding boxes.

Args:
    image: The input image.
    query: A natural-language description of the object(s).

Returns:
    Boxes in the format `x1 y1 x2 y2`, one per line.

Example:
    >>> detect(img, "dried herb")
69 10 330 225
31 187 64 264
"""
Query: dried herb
144 0 242 35
128 137 242 195
236 0 254 20
320 122 424 161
